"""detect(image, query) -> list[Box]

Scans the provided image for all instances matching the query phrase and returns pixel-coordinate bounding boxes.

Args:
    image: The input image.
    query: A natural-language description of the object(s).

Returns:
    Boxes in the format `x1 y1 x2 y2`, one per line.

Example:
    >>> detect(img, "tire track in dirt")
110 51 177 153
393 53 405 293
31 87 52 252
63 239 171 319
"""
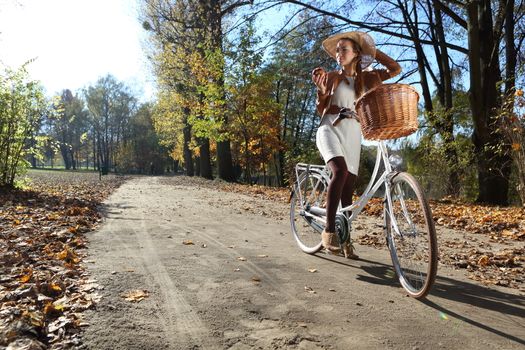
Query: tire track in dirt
195 227 303 303
82 179 211 350
132 214 209 344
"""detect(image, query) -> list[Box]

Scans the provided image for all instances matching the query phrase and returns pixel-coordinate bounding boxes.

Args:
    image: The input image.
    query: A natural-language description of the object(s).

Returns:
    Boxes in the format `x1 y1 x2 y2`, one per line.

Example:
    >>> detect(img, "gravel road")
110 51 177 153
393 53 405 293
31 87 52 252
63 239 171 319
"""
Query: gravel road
80 176 525 350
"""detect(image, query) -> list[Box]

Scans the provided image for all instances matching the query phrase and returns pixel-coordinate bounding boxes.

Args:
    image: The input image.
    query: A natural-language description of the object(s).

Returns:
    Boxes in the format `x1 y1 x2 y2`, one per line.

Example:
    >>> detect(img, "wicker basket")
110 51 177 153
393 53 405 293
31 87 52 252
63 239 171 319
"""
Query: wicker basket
355 83 419 140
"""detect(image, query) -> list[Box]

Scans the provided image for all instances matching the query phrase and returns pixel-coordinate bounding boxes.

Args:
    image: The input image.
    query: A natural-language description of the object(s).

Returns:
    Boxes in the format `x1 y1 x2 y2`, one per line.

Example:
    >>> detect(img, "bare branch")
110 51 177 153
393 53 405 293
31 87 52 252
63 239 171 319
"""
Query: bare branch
276 0 469 54
221 0 254 17
225 2 284 35
432 0 467 28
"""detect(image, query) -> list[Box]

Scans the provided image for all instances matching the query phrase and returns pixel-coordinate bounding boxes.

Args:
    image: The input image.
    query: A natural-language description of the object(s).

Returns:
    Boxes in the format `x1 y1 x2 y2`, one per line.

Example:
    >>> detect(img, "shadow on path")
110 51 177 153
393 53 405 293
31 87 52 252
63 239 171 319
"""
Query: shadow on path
315 253 525 346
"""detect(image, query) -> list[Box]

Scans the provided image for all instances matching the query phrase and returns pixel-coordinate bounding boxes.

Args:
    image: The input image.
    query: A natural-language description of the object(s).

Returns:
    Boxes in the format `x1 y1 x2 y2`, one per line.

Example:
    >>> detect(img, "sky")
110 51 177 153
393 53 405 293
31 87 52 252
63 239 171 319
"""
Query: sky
0 0 154 101
0 0 289 103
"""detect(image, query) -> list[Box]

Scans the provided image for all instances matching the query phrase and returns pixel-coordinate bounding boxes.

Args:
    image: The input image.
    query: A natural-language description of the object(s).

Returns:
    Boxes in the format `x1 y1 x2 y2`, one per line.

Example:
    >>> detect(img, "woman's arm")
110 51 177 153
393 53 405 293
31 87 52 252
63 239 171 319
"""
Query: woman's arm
373 49 401 81
313 67 330 115
316 90 330 115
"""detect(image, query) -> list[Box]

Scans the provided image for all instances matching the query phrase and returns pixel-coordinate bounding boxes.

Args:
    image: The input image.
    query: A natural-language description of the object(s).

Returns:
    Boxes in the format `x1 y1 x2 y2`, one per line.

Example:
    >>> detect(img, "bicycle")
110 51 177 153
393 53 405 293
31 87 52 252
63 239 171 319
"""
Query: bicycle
290 140 438 299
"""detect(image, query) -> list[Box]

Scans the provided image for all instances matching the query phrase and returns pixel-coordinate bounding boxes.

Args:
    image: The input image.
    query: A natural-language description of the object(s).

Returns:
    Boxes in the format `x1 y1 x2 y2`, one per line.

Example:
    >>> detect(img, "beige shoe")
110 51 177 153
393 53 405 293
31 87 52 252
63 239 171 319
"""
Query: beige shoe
321 230 341 253
342 240 359 259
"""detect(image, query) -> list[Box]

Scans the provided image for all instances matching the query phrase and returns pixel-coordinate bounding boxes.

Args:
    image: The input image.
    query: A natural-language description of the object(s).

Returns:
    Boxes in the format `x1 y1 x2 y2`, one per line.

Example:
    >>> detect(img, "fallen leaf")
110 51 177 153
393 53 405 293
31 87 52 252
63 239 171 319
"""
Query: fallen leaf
304 286 316 294
257 254 268 258
478 255 490 266
19 269 33 283
308 269 318 273
251 277 261 282
51 283 62 292
182 240 194 245
22 310 45 327
121 289 149 302
237 257 246 261
44 302 63 317
48 316 71 333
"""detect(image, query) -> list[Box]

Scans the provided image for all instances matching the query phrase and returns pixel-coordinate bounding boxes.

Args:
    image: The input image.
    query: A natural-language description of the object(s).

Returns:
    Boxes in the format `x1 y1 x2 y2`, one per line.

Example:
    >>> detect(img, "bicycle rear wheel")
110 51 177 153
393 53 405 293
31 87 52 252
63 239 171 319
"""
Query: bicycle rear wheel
290 171 327 254
385 172 438 298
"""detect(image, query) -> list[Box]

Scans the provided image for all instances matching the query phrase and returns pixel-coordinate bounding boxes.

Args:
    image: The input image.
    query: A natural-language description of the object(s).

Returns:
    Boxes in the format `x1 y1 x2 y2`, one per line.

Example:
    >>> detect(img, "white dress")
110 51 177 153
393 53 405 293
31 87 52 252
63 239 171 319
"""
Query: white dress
316 76 362 175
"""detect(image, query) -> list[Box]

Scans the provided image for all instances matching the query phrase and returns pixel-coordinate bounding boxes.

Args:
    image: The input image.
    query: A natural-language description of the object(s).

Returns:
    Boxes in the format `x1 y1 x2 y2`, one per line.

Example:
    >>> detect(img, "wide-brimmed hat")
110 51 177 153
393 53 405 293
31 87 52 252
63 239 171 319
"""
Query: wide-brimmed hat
322 31 376 69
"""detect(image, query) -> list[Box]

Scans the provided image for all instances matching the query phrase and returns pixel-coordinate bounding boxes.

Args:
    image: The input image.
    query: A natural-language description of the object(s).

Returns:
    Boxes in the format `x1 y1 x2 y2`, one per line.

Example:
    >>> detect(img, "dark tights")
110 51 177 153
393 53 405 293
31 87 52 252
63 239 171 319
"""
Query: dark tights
326 156 357 233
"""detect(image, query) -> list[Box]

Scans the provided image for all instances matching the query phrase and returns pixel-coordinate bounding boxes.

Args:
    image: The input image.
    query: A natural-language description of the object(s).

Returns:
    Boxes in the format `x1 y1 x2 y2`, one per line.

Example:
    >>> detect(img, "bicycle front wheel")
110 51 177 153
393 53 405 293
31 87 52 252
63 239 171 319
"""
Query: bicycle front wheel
385 172 438 299
290 171 327 254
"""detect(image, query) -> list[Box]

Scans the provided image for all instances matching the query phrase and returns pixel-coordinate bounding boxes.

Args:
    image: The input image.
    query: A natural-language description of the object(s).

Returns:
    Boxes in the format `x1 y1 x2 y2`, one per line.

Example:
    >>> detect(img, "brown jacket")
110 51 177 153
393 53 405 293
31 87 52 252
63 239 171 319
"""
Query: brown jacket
316 49 402 117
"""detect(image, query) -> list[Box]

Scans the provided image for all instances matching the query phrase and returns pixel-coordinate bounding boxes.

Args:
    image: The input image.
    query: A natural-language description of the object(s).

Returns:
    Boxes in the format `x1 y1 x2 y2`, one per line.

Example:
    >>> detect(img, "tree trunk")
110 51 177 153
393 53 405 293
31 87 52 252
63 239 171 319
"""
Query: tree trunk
183 110 194 176
431 0 461 196
195 156 201 176
244 136 251 184
217 141 235 181
273 80 285 187
504 0 523 205
467 0 512 205
504 0 516 96
205 0 235 182
199 138 213 179
70 149 76 170
398 0 433 111
60 145 71 170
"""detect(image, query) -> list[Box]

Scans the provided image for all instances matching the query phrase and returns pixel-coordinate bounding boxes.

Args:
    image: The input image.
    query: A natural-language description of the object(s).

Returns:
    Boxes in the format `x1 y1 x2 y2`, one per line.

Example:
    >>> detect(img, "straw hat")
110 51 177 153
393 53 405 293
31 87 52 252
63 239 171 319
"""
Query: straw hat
322 31 376 69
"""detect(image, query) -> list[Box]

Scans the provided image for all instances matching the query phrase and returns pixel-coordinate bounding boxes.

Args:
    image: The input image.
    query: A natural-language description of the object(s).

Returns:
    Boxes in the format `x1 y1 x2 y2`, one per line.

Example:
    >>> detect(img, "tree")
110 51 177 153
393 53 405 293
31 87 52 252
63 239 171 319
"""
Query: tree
152 88 194 175
262 12 335 184
142 0 255 181
0 64 46 187
227 19 282 182
84 75 137 174
142 0 212 178
48 90 89 170
117 103 167 174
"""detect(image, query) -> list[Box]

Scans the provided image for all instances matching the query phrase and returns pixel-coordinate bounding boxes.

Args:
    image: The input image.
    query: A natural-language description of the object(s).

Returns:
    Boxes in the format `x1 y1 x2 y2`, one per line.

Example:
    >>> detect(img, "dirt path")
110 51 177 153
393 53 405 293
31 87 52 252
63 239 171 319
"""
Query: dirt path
80 176 524 350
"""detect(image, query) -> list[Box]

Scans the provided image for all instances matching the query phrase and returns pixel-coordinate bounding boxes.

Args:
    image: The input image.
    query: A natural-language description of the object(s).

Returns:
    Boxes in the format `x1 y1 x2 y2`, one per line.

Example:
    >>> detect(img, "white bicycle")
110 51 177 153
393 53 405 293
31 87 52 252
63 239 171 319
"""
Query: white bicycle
290 140 438 299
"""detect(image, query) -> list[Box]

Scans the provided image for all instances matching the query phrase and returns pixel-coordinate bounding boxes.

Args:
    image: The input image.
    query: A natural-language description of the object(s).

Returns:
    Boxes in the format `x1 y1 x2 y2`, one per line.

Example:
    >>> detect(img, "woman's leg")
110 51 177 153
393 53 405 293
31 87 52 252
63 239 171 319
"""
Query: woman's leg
325 156 349 233
340 171 359 259
341 172 357 209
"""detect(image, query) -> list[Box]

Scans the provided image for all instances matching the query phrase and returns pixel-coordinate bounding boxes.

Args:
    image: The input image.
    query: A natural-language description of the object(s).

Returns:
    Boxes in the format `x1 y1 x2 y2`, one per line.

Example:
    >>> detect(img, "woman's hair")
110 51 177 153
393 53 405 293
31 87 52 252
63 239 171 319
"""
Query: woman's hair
341 37 366 98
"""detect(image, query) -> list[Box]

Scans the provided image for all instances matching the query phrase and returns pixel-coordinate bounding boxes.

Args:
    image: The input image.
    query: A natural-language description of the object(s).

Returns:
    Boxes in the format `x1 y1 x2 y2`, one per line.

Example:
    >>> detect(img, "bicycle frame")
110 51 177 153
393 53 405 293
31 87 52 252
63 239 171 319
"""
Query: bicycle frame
295 141 405 236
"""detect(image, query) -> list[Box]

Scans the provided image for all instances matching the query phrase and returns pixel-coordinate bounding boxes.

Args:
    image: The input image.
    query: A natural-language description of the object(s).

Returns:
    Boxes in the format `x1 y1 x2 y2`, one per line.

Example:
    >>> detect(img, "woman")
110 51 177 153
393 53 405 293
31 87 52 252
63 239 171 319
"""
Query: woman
312 31 401 258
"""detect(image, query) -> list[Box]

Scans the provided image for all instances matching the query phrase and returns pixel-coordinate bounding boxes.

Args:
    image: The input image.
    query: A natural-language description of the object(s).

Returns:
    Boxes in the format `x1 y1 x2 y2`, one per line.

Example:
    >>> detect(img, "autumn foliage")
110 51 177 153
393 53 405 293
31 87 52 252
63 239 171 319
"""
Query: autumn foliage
0 171 127 348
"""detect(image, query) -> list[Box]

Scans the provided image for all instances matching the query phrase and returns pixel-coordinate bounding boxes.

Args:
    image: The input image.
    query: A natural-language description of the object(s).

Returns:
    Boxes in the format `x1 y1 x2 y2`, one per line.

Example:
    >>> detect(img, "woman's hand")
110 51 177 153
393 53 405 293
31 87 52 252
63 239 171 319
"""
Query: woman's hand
312 67 328 95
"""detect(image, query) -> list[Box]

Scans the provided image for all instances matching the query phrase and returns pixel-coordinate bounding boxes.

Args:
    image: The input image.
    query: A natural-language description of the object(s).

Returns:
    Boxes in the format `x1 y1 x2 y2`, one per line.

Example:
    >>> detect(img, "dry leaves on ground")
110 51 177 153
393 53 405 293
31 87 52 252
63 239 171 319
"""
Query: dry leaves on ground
361 197 525 290
362 197 525 240
0 170 128 349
